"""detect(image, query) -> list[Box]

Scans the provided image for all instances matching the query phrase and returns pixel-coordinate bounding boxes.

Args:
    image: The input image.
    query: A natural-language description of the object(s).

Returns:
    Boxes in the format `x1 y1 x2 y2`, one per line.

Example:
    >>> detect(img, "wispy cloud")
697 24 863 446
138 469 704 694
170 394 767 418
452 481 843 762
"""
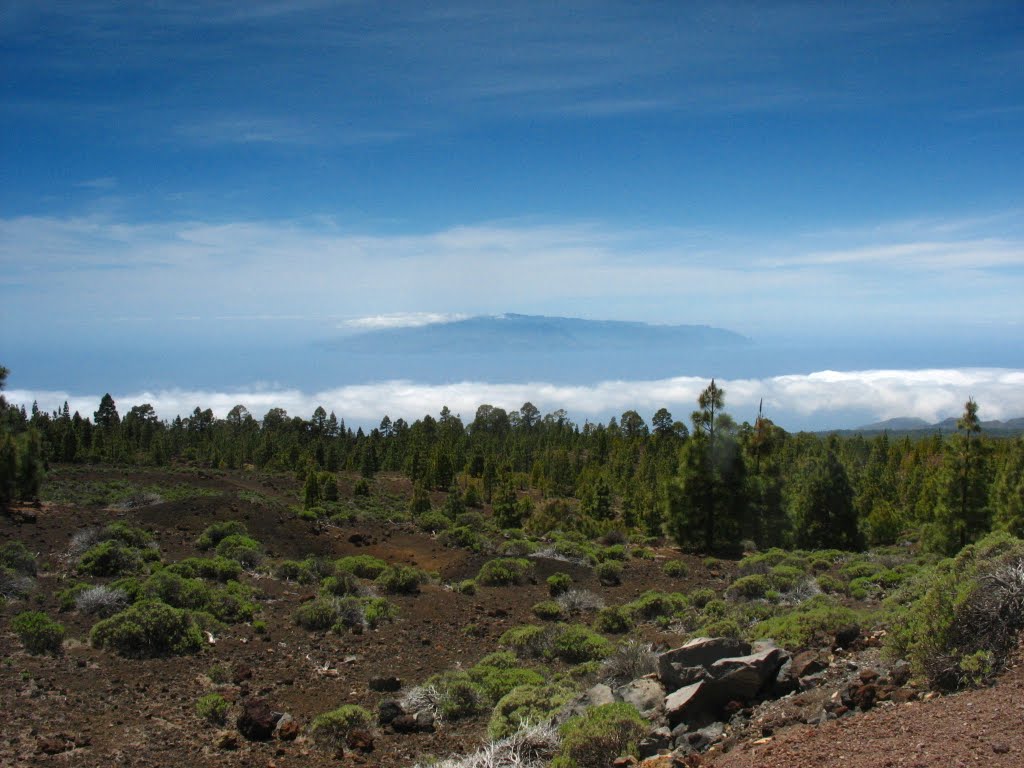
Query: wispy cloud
9 368 1024 430
3 212 1022 337
340 313 470 332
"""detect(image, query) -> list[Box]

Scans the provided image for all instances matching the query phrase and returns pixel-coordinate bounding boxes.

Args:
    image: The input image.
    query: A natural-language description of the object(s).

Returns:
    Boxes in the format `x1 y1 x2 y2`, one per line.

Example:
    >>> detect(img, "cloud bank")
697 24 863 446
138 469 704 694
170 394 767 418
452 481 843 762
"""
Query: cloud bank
9 368 1023 431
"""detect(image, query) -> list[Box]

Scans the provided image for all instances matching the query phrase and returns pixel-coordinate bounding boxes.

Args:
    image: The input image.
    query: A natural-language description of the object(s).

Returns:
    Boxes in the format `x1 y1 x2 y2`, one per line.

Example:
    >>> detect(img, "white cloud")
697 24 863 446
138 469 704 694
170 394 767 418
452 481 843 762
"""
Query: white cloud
340 313 470 331
10 368 1023 430
3 212 1022 338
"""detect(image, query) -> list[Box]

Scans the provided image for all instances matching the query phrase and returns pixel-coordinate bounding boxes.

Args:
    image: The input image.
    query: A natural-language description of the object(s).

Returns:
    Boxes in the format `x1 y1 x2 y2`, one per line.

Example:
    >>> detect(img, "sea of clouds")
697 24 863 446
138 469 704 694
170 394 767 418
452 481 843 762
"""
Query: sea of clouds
8 368 1024 431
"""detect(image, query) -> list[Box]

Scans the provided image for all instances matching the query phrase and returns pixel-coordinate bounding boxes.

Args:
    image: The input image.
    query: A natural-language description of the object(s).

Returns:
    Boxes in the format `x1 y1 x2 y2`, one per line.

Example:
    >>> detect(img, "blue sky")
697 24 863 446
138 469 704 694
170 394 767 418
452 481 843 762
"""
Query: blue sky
2 1 1023 427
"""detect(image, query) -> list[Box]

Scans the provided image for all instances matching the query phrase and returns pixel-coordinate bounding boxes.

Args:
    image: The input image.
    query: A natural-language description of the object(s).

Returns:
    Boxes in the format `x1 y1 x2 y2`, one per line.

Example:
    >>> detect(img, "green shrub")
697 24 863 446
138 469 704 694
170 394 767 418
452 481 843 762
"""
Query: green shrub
195 693 229 724
12 611 65 654
816 574 845 593
768 565 806 592
417 510 452 533
662 559 689 578
141 570 211 610
353 478 371 497
334 555 389 580
0 541 37 575
274 559 315 583
595 561 622 586
498 538 537 557
555 702 646 768
500 624 548 658
362 597 398 628
726 574 770 600
593 606 634 634
169 557 243 582
551 624 614 663
689 587 716 609
196 521 248 551
738 548 790 575
697 617 742 638
295 598 340 630
884 532 1024 690
599 545 628 562
103 522 153 549
750 595 859 649
477 558 533 586
438 525 485 551
310 705 373 751
631 547 655 560
206 581 258 623
320 573 361 597
78 540 145 577
214 534 263 568
548 572 573 596
838 559 884 581
90 600 203 658
622 590 688 622
57 581 92 611
375 564 427 594
532 600 563 621
488 682 576 740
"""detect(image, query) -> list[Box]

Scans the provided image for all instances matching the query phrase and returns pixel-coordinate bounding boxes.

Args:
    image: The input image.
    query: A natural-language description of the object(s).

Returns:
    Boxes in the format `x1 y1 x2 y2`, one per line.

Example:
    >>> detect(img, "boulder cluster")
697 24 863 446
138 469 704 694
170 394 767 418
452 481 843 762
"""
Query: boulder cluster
572 632 918 764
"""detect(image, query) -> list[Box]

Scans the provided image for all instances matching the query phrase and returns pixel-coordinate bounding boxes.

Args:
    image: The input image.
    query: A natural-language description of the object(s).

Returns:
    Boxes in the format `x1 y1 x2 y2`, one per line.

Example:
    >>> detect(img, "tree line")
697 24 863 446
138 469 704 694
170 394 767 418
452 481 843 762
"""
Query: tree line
2 368 1022 556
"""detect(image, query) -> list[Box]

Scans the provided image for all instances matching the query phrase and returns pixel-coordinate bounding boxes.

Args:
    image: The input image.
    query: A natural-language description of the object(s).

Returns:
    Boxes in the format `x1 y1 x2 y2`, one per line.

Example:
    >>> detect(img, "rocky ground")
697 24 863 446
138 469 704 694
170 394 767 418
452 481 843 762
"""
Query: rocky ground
3 466 1024 767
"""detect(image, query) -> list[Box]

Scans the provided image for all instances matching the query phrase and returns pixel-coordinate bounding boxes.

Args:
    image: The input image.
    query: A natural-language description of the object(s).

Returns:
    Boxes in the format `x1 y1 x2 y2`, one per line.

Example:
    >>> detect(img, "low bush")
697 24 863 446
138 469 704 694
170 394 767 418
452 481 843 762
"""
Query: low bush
375 564 428 594
90 600 203 658
554 702 646 768
334 555 389 580
417 510 453 533
214 534 263 568
75 585 130 617
498 539 537 557
532 600 563 621
488 683 576 740
750 595 859 649
0 541 37 576
593 606 634 634
274 559 316 583
601 639 657 685
698 617 742 638
547 572 573 596
12 611 65 654
662 559 689 578
477 558 533 586
320 572 362 597
556 589 605 615
102 522 154 549
454 579 476 595
884 532 1024 690
195 520 248 551
0 566 34 600
310 705 373 752
622 590 688 623
78 540 146 577
195 693 229 725
168 557 242 582
726 573 770 600
295 595 396 632
595 561 622 586
688 587 716 608
551 624 613 664
294 598 338 630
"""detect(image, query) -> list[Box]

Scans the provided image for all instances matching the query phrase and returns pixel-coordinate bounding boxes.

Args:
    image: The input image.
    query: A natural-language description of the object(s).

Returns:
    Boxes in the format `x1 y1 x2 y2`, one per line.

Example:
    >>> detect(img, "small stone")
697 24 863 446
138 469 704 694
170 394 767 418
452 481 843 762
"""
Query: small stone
992 743 1010 754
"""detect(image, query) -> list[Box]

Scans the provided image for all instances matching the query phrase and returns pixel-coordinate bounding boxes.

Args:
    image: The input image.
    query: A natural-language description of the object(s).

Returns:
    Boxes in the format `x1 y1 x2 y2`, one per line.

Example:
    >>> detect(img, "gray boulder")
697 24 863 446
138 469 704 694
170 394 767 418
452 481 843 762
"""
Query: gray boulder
658 637 751 691
708 646 790 701
615 678 666 718
664 681 714 728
